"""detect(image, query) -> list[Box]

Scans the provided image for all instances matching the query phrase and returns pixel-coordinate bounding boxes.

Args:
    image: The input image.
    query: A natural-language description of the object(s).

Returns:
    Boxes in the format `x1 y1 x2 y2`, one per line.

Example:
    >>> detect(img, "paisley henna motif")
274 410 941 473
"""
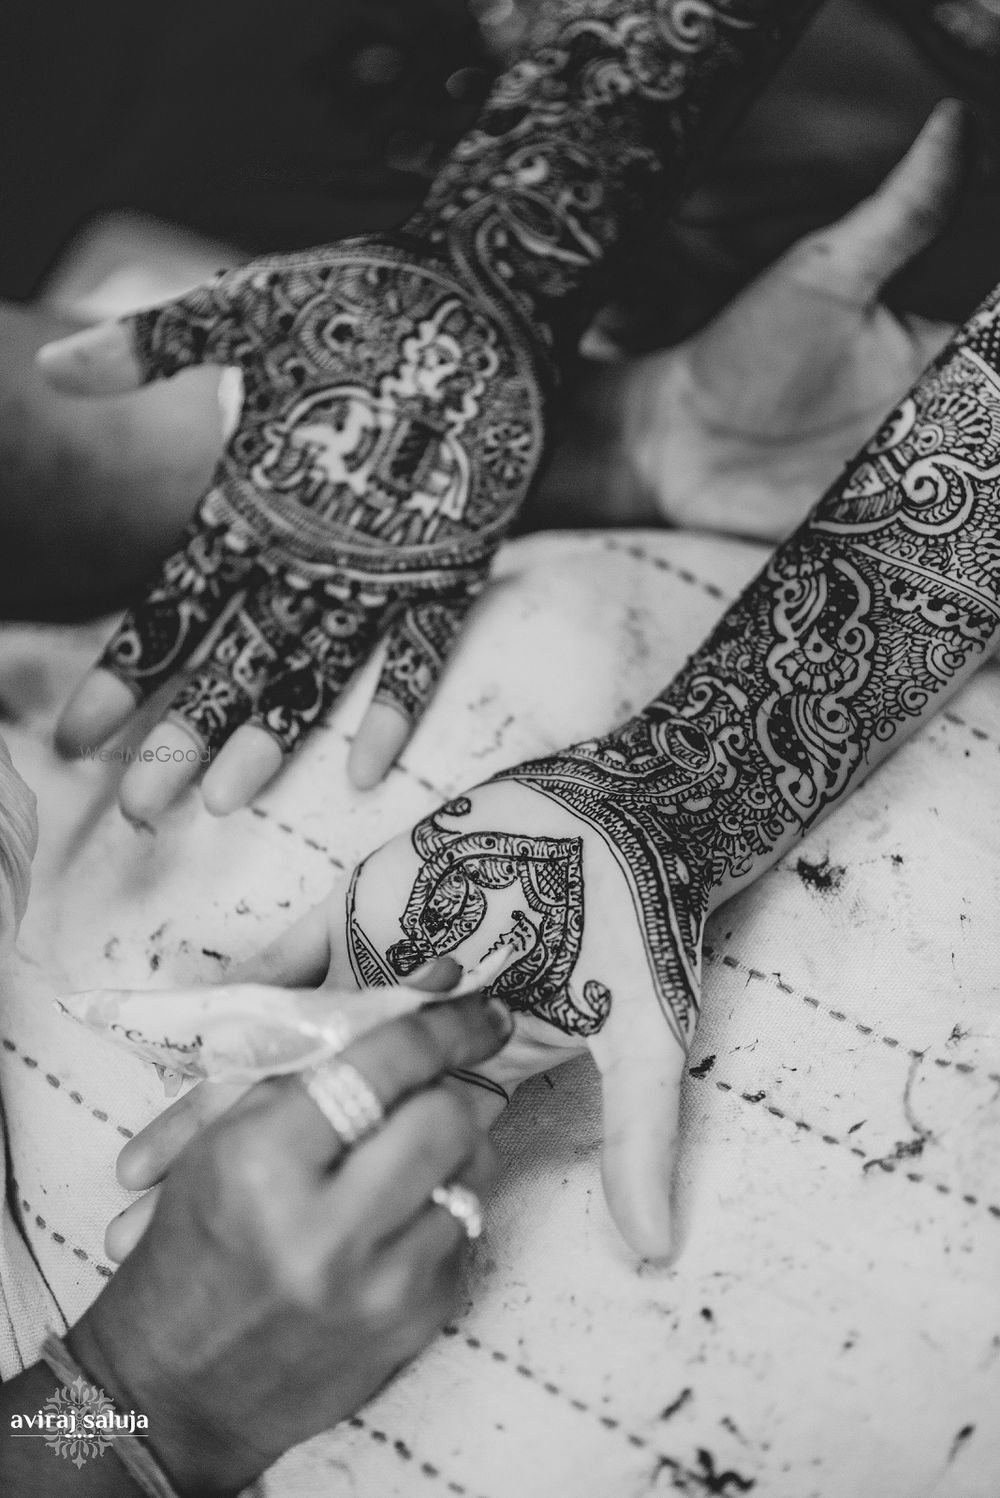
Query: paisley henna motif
386 800 608 1035
353 283 1000 1054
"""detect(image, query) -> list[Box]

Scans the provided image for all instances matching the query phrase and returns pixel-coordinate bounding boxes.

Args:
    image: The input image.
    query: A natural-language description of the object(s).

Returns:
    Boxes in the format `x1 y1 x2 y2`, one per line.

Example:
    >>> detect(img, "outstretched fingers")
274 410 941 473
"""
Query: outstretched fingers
349 589 480 790
37 273 248 396
55 499 259 760
123 575 321 819
200 593 385 815
107 574 388 820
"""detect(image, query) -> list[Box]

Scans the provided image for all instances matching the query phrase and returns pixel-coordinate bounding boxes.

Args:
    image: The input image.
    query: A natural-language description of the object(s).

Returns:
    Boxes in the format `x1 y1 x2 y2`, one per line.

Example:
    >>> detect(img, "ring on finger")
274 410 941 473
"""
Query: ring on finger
431 1182 484 1241
303 1060 384 1150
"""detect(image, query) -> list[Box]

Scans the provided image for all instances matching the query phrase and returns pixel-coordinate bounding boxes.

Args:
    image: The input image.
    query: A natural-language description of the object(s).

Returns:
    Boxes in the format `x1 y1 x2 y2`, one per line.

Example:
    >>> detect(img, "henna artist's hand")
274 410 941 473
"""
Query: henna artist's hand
536 101 966 539
40 241 544 816
66 993 509 1495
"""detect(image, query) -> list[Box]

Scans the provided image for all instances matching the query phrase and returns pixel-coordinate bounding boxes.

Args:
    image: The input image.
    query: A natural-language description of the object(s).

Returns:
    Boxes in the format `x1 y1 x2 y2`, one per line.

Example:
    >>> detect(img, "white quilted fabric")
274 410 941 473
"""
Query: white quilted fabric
1 527 998 1498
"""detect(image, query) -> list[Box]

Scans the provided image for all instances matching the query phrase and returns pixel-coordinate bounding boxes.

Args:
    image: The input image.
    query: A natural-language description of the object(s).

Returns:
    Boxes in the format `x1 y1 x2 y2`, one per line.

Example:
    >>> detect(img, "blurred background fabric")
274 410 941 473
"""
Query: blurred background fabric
0 0 998 332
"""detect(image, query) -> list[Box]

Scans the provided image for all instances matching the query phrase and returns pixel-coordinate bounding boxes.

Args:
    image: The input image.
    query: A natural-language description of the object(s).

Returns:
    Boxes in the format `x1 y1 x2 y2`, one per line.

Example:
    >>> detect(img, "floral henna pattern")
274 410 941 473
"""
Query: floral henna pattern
105 249 543 749
101 4 817 760
350 284 1000 1055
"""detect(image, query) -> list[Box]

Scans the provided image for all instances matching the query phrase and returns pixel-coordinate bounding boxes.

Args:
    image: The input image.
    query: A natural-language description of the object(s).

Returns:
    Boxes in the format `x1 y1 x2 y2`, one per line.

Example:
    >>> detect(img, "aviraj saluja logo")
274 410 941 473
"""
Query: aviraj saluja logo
10 1374 149 1469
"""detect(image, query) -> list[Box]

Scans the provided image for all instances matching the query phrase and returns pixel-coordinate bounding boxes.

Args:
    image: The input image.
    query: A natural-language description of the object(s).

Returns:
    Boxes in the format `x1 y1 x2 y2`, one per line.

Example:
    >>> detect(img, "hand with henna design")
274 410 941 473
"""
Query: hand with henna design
41 246 545 813
112 266 1000 1259
39 0 821 819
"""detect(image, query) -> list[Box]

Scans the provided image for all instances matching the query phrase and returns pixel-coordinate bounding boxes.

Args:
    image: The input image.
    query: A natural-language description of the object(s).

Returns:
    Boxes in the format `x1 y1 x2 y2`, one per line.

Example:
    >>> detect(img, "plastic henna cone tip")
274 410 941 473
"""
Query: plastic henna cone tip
448 940 520 996
55 980 434 1083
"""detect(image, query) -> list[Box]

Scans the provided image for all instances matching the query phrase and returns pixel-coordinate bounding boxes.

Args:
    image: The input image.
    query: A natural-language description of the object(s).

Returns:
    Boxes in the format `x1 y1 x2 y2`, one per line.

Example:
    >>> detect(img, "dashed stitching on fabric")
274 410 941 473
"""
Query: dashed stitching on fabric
687 1071 1000 1222
438 1327 753 1493
316 724 455 803
1 1036 134 1138
702 946 1000 1087
13 1182 114 1280
392 755 455 802
248 805 347 870
598 537 731 602
942 708 1000 751
346 1413 496 1498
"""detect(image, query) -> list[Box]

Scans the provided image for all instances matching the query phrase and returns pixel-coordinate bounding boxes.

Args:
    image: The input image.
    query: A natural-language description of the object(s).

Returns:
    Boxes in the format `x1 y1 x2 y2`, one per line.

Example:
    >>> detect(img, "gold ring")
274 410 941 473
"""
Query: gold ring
303 1060 384 1148
431 1183 484 1240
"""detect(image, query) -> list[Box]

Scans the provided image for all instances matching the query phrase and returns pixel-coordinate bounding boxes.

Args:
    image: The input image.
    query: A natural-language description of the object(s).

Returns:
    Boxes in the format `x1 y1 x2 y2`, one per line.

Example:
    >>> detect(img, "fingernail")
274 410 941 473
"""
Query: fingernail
410 955 463 993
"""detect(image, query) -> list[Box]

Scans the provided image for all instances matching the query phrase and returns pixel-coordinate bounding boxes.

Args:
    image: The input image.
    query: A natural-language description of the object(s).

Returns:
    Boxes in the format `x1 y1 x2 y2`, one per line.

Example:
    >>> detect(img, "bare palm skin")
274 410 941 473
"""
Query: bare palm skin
536 106 962 538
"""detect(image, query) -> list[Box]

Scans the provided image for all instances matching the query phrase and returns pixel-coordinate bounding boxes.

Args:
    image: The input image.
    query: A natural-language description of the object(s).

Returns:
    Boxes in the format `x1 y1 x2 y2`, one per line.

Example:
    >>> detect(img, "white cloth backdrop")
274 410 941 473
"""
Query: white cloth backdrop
1 528 998 1498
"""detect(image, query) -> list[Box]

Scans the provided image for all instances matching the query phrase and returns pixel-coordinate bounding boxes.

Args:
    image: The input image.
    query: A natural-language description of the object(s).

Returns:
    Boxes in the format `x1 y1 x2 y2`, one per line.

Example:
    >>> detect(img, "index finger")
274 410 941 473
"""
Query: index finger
243 994 513 1175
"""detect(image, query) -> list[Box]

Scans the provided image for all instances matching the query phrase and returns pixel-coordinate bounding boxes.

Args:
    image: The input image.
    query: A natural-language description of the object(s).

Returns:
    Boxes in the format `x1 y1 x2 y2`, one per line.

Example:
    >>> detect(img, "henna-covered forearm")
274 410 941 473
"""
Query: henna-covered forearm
499 283 1000 1044
408 0 824 362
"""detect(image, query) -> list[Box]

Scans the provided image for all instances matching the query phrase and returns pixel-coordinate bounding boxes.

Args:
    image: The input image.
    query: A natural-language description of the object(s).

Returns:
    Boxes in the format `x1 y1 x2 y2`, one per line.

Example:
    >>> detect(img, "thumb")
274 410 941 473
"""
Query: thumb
588 976 690 1262
687 99 973 424
781 97 975 307
37 273 243 396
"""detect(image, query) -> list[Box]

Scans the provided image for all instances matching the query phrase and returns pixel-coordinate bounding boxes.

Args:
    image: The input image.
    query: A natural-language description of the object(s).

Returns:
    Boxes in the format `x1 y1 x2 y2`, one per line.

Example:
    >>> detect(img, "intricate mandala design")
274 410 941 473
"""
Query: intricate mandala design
136 251 542 571
104 247 545 752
